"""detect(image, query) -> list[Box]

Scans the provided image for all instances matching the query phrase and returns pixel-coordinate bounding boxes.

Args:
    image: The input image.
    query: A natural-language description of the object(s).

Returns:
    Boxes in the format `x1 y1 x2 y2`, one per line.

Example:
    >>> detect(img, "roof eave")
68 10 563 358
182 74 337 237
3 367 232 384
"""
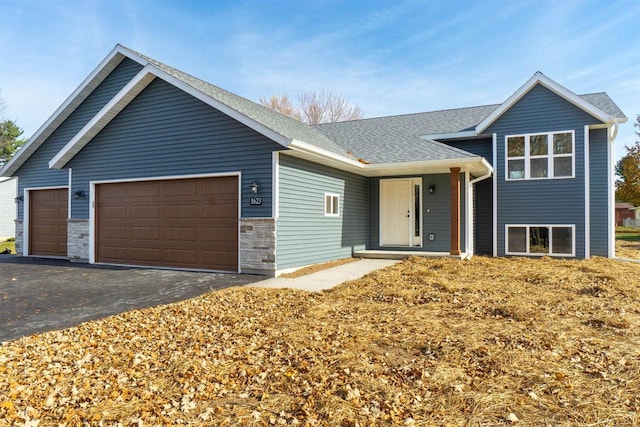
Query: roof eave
0 45 138 177
50 64 293 169
475 72 613 134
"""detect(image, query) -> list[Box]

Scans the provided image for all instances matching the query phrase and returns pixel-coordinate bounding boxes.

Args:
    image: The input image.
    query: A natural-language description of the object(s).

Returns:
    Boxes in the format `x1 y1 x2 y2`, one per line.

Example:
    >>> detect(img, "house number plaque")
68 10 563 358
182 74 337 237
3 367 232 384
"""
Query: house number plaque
250 197 262 205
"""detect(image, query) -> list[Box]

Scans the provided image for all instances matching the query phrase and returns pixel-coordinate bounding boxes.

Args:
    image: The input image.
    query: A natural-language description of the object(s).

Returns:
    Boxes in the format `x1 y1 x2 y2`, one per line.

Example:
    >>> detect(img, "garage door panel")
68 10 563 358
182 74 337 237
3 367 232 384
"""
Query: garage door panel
30 188 68 257
130 226 161 240
164 204 200 218
130 205 161 218
130 182 160 198
97 176 238 271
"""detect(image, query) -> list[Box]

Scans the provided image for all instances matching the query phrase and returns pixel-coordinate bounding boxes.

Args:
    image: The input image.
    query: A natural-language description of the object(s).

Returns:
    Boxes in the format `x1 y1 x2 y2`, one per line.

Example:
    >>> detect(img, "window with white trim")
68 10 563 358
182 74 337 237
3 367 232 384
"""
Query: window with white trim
324 193 340 217
506 225 575 256
506 131 574 180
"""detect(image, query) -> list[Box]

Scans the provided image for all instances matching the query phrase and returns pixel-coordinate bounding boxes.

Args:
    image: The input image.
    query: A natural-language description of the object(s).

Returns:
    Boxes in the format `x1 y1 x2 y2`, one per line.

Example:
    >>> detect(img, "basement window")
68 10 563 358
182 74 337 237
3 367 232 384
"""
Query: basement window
506 225 575 256
324 193 340 217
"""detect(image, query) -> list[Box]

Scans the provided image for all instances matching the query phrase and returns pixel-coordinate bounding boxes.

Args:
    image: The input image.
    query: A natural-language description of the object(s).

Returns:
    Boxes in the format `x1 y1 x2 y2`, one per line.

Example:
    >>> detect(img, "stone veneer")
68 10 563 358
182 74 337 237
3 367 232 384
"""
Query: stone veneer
67 219 90 263
14 220 23 256
239 218 276 276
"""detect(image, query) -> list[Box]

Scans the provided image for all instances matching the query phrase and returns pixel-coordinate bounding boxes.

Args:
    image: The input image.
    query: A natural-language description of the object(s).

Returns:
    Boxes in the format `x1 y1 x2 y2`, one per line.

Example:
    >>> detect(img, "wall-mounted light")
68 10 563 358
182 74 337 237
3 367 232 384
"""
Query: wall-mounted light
73 190 84 199
428 185 436 194
14 195 23 203
249 182 260 194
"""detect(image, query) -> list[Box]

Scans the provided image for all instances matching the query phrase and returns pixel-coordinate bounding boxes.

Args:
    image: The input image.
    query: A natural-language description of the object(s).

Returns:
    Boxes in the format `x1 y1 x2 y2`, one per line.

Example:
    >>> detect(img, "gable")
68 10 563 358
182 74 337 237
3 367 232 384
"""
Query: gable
484 84 604 135
66 77 284 218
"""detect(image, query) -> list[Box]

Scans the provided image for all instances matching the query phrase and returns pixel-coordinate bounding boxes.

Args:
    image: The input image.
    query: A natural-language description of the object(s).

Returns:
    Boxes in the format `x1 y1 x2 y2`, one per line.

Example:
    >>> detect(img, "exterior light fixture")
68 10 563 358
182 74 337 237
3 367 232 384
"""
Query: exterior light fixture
74 190 84 199
429 185 436 194
14 195 23 203
250 182 260 194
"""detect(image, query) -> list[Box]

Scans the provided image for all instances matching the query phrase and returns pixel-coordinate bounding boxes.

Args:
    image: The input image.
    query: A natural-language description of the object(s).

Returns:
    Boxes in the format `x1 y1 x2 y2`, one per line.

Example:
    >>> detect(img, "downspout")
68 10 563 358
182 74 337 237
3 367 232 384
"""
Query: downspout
466 164 494 259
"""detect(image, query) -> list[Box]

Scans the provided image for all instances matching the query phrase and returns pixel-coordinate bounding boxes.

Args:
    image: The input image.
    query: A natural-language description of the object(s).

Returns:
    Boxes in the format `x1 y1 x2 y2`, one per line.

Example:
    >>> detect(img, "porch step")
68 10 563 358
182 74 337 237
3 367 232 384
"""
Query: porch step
354 250 467 260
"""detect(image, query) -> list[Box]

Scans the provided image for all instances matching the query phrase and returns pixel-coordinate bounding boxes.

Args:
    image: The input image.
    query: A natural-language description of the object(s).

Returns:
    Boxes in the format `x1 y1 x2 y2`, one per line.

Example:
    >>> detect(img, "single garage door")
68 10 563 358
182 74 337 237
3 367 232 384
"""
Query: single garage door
29 188 68 257
96 176 238 271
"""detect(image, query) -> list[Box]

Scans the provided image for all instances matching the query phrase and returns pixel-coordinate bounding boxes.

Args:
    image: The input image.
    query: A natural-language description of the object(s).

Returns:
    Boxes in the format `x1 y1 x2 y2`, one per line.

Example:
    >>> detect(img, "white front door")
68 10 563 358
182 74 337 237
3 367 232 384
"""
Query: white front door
380 178 422 246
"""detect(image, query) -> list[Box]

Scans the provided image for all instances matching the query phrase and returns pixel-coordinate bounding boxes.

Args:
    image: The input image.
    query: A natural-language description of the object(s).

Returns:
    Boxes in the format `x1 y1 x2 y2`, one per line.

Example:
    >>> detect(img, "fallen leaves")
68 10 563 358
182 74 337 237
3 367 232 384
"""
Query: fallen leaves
1 256 639 425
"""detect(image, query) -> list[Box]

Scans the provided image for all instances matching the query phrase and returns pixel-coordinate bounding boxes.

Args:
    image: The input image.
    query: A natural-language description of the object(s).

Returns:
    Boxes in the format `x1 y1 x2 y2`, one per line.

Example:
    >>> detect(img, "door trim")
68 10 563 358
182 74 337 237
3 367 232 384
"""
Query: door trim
379 177 422 247
23 186 69 257
89 172 242 270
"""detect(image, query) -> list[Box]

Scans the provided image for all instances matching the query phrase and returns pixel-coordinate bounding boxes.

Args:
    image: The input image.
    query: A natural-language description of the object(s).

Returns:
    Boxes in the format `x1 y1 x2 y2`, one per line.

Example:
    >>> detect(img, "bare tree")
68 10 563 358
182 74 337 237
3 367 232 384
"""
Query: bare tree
258 94 300 121
259 89 363 124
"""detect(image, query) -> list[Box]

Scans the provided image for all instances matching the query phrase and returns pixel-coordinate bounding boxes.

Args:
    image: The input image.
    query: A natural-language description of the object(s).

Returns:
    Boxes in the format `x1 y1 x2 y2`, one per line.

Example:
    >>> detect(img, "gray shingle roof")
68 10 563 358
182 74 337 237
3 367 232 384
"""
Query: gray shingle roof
579 92 626 119
313 107 496 164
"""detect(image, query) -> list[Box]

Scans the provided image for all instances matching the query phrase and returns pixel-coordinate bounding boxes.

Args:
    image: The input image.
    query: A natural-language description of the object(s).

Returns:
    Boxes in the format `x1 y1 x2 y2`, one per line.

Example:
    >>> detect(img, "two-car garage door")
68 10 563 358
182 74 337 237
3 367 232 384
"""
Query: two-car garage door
95 176 238 272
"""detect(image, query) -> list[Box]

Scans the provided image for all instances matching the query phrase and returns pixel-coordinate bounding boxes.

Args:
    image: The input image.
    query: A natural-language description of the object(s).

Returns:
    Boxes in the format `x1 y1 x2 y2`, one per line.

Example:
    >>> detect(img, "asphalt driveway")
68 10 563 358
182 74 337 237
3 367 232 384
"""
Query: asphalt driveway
0 255 262 343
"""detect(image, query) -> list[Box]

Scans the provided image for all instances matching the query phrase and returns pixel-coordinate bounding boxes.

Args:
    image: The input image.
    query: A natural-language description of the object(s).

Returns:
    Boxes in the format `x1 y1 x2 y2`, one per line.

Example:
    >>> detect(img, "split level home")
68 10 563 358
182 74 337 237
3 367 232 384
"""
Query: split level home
0 44 627 276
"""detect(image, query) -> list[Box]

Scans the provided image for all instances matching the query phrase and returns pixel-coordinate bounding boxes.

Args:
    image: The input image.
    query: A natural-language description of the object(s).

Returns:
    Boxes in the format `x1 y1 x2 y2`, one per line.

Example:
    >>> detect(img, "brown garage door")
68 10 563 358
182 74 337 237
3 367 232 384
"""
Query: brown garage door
29 188 68 257
96 176 238 271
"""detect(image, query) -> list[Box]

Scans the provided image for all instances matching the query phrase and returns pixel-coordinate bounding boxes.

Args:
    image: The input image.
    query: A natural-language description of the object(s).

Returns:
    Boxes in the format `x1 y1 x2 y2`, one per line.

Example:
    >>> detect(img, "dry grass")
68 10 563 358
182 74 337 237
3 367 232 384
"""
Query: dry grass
0 238 15 254
1 256 640 425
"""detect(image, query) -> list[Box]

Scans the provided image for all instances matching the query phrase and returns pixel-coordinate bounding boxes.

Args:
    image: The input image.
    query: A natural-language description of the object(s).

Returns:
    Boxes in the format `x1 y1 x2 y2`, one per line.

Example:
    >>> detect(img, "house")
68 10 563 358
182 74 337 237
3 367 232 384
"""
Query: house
0 177 17 240
0 45 627 275
616 202 636 226
615 202 635 226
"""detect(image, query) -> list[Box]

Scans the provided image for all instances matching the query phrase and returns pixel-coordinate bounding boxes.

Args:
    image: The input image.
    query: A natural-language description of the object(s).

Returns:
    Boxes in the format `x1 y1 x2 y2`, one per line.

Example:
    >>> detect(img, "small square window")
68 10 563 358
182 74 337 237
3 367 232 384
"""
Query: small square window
554 157 572 177
324 193 339 217
508 136 525 157
553 133 572 154
530 134 548 156
529 227 549 254
552 227 573 254
508 227 527 253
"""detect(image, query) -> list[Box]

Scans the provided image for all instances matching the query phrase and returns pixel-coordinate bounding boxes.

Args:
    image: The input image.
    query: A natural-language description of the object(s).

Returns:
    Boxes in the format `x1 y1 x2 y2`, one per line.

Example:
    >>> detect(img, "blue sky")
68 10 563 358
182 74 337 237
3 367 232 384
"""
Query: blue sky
0 0 638 160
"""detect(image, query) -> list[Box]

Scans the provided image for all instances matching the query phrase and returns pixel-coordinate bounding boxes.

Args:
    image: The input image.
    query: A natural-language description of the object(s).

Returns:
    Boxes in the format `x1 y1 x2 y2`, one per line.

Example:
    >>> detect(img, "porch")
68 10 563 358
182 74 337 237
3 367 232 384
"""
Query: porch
354 249 469 260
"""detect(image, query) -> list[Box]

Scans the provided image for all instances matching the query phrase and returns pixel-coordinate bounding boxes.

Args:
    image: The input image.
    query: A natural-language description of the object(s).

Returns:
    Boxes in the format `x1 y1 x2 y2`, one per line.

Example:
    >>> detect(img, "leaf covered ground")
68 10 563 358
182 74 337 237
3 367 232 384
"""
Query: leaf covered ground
1 256 639 426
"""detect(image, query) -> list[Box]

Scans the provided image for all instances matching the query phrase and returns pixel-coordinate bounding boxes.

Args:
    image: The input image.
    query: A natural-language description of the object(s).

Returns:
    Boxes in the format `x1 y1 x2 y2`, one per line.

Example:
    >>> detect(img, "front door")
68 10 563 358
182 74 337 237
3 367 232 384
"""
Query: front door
380 178 421 246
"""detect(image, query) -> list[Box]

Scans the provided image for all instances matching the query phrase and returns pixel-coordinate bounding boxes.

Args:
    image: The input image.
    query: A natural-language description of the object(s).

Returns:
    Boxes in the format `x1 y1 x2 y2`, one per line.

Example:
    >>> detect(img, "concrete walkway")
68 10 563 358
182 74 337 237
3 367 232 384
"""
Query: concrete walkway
254 258 400 292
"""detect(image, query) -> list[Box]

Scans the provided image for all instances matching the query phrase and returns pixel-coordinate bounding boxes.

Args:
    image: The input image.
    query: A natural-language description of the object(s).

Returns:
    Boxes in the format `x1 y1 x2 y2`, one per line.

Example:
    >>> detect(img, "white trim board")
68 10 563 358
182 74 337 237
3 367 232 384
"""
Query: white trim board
476 72 616 134
584 125 590 259
1 46 132 177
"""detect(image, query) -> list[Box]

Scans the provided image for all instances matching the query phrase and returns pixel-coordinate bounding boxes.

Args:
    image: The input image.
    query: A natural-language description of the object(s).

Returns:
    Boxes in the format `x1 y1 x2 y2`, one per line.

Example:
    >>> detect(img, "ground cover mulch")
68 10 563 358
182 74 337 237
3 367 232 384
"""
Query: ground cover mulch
1 256 639 425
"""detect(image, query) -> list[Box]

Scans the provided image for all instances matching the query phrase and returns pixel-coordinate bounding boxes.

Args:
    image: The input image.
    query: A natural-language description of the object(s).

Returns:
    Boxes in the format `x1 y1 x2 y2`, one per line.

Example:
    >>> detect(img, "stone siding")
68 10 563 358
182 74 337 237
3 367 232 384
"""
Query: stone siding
67 219 89 262
239 218 276 276
14 220 23 255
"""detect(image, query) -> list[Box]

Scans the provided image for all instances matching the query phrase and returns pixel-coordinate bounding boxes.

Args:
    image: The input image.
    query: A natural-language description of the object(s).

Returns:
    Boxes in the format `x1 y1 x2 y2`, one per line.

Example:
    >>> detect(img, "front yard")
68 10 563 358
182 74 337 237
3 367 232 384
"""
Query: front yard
1 256 639 425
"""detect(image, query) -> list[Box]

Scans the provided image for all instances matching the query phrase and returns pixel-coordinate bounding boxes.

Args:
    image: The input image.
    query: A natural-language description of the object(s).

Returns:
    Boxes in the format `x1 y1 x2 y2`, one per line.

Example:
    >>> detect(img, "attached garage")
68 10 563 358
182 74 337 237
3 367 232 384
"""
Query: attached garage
29 188 68 257
95 175 239 271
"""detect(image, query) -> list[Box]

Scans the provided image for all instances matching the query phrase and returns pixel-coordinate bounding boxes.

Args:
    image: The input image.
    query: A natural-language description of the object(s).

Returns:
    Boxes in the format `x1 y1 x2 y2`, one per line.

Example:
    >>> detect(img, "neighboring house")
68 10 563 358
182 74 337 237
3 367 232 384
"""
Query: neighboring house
0 45 627 275
615 202 635 226
0 177 17 240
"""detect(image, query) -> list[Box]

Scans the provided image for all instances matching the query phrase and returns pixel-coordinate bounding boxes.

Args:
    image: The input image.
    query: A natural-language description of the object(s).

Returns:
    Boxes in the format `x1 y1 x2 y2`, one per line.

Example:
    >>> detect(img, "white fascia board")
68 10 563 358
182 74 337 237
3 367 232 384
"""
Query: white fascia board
49 67 157 169
150 67 291 148
475 72 613 134
421 130 479 140
288 139 365 169
1 46 129 177
367 157 492 177
50 63 295 169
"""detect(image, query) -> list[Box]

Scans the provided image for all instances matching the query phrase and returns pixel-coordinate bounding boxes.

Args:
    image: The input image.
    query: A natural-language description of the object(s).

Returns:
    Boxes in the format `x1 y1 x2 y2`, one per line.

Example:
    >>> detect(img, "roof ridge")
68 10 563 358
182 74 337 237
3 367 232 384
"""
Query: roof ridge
315 103 500 127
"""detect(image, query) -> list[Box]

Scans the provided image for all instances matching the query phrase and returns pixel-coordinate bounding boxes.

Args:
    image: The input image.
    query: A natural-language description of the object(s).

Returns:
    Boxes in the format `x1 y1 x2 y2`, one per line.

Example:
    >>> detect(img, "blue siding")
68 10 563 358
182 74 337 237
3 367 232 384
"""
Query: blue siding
442 138 493 254
486 84 605 258
589 128 609 256
443 138 493 164
68 78 283 218
15 59 143 219
368 173 466 252
277 155 367 270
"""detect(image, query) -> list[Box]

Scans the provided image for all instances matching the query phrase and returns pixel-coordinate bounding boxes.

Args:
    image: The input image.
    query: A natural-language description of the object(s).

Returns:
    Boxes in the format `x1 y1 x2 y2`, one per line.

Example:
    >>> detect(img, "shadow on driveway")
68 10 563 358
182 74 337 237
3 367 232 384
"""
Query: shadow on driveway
0 255 263 343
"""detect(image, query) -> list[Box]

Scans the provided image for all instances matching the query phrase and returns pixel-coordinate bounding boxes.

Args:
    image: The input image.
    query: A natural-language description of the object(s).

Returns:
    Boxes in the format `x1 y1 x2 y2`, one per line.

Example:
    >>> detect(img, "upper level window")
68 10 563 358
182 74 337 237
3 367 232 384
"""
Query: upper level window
506 131 574 180
324 193 340 217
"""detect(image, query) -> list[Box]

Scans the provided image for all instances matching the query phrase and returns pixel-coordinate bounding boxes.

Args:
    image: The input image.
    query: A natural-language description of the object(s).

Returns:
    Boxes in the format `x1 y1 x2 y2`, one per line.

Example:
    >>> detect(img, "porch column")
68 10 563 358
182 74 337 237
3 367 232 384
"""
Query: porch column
450 167 461 256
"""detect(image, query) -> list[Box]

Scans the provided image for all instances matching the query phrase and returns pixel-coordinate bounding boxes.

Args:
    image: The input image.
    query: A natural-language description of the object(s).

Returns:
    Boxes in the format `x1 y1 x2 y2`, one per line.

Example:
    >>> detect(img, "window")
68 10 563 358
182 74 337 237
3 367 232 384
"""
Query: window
505 225 575 256
506 131 574 180
324 193 339 217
